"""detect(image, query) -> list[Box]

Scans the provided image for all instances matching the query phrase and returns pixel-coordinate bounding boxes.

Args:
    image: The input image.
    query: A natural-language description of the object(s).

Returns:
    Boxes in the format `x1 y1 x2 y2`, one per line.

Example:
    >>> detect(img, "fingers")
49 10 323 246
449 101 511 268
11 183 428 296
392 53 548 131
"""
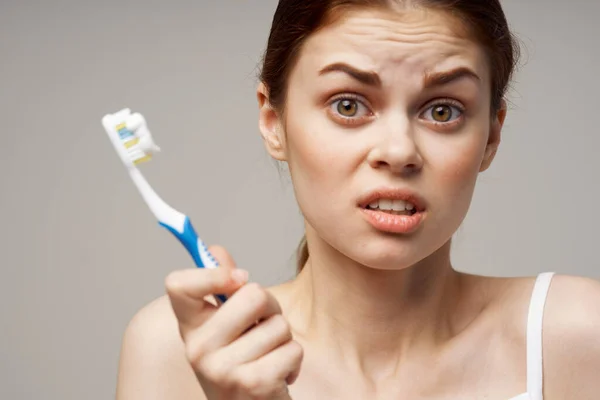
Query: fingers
208 245 237 272
233 339 304 396
204 245 243 306
165 266 249 339
165 245 303 398
187 282 283 353
256 340 303 384
214 313 293 367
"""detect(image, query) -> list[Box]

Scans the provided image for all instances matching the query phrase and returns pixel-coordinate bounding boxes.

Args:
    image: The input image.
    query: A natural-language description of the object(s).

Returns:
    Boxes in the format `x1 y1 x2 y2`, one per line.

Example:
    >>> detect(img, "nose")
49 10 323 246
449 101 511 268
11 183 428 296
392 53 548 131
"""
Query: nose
366 116 423 175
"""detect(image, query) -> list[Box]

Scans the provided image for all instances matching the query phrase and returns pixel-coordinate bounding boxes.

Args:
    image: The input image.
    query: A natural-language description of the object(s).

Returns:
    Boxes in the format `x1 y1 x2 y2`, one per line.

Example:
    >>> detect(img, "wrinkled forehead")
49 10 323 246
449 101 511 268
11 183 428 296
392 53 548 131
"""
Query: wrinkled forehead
295 7 490 87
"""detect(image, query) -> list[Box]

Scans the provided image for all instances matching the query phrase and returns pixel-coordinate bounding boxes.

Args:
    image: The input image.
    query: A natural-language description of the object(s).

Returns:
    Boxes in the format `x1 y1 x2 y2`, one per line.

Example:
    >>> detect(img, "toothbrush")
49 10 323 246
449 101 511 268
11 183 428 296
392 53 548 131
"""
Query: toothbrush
101 108 227 304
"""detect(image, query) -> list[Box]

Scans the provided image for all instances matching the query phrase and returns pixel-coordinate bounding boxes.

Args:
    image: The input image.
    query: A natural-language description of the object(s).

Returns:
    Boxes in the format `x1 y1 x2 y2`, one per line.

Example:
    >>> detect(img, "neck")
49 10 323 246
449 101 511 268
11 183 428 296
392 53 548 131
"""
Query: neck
289 235 467 382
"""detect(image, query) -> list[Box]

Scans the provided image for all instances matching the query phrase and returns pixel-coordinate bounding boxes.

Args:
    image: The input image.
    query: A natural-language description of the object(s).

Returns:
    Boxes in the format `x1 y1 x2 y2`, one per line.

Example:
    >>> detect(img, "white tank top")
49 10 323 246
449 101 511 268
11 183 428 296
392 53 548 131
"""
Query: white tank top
508 272 555 400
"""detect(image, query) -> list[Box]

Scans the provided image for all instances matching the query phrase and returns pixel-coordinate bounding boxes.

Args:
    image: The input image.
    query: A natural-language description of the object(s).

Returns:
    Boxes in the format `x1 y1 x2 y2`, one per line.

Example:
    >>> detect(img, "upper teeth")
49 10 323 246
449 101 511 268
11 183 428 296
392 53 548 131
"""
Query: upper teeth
368 199 415 211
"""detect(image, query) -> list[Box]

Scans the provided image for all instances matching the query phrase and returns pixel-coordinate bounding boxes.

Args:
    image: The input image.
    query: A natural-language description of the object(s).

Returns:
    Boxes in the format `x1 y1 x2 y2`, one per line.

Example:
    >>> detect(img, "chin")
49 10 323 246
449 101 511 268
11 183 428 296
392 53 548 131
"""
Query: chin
339 235 434 271
356 251 425 271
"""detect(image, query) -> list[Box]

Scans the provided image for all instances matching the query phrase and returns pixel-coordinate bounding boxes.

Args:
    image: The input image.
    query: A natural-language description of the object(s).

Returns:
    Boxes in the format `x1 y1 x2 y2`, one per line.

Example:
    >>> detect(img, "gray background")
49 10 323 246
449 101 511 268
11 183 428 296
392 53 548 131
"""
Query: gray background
1 1 598 399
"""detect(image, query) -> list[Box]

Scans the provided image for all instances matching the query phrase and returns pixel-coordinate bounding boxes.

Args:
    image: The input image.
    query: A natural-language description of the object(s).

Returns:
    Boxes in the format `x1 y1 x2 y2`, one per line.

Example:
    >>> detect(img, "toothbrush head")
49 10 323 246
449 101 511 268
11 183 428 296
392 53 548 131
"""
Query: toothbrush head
102 108 161 168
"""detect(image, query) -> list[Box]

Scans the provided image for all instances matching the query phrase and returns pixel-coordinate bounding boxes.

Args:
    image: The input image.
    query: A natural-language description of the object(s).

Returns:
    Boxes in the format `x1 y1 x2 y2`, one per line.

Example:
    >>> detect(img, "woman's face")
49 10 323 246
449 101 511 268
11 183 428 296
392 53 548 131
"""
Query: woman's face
258 7 506 270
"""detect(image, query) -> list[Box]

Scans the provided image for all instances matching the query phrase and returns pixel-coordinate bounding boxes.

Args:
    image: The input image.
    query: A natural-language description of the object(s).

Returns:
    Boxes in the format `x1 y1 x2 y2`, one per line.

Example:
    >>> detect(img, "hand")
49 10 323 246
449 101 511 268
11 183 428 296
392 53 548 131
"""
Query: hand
165 246 303 400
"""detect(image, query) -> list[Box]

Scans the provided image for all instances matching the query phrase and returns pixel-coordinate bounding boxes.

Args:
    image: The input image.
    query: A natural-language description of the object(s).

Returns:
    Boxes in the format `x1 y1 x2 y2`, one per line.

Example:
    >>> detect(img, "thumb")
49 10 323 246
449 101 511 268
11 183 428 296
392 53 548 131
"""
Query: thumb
208 244 236 271
208 244 249 286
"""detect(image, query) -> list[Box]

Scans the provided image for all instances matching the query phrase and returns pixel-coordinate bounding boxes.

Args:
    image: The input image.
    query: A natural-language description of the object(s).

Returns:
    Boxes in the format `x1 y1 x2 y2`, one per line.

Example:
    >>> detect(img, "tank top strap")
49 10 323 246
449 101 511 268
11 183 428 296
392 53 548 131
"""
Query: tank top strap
526 272 555 400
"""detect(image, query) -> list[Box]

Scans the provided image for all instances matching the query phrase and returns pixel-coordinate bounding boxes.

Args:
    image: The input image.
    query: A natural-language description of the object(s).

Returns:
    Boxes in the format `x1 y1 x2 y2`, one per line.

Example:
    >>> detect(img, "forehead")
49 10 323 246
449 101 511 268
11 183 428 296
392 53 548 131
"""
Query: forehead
295 7 489 84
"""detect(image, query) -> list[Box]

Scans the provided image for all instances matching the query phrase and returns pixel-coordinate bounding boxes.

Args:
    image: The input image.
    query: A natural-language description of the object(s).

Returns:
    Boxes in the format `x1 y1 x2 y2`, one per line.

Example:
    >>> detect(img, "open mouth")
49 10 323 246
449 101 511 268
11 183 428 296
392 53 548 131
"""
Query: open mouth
357 190 426 234
363 199 419 216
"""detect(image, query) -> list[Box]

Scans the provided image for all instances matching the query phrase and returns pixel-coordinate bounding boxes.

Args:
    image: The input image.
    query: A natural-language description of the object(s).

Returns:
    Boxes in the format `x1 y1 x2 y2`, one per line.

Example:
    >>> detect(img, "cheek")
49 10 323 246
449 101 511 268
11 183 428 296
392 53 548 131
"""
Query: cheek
427 130 488 203
284 109 346 209
284 99 358 191
283 114 373 239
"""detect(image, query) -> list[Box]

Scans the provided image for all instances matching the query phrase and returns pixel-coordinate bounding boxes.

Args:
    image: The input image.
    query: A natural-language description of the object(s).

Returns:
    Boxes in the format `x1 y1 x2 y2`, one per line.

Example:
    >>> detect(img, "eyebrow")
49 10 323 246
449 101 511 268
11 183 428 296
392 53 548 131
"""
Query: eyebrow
318 62 481 89
318 62 381 87
422 67 481 89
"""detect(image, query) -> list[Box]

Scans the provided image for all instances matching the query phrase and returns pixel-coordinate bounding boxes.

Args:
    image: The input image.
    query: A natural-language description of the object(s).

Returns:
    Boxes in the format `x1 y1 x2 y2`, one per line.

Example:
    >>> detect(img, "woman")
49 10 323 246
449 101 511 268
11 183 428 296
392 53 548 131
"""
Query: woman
116 1 600 399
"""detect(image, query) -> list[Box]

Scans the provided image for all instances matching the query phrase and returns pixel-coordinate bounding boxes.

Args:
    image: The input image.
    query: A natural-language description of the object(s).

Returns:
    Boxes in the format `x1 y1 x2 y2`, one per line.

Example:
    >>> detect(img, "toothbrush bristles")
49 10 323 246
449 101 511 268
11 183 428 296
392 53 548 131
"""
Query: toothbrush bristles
114 121 156 165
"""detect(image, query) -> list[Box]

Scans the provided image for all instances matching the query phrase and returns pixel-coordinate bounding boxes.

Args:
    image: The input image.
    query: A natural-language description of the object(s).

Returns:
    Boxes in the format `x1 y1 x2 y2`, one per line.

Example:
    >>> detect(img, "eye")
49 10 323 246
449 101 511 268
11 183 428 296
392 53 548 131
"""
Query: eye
421 101 464 124
329 95 371 120
337 99 359 116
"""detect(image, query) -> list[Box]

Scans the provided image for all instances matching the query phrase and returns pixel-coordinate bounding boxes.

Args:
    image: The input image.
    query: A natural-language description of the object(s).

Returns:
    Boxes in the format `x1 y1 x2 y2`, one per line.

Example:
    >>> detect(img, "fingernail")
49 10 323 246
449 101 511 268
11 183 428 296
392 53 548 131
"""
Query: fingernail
230 269 249 284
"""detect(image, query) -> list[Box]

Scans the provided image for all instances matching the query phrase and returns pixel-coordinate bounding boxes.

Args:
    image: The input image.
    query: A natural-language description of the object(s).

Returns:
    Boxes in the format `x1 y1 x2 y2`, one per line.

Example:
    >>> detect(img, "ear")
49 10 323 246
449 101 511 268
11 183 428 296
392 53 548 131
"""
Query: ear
479 99 507 172
257 82 287 161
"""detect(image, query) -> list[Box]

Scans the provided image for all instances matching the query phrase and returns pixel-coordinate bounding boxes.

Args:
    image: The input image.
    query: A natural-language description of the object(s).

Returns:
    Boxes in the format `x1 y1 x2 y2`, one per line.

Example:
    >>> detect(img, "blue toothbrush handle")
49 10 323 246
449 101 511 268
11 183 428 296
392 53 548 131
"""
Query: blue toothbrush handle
159 217 228 304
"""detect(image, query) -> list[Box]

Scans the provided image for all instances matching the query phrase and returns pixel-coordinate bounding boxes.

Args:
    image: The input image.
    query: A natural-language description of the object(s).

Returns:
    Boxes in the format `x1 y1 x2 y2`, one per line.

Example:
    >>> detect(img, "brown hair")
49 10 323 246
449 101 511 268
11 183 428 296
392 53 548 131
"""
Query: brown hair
258 0 520 273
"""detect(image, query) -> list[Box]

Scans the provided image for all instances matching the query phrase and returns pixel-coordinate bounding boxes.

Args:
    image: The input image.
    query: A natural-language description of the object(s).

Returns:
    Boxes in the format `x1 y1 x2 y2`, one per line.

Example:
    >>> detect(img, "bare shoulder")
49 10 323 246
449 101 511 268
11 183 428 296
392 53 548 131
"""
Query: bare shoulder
116 295 206 400
491 273 600 398
542 274 600 398
466 273 600 398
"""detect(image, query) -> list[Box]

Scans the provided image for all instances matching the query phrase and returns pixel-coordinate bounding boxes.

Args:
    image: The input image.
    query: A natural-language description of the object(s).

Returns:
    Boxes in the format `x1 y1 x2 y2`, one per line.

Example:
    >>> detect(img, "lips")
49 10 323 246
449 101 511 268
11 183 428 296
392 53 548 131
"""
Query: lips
357 187 427 234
